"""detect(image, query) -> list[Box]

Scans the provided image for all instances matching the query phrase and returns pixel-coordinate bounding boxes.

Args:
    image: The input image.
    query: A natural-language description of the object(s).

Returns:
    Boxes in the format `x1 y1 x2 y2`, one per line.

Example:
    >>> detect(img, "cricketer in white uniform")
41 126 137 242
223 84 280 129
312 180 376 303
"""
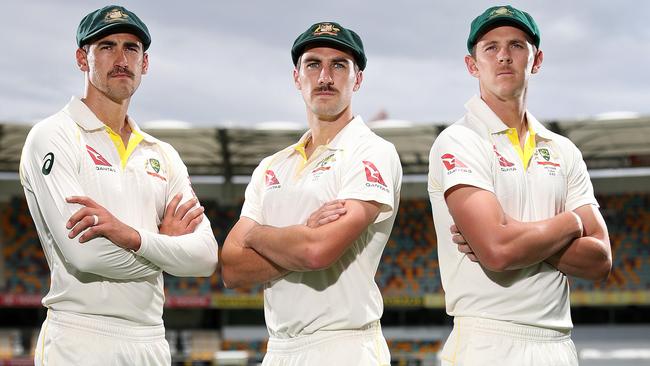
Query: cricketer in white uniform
428 6 611 366
221 22 402 366
19 5 218 365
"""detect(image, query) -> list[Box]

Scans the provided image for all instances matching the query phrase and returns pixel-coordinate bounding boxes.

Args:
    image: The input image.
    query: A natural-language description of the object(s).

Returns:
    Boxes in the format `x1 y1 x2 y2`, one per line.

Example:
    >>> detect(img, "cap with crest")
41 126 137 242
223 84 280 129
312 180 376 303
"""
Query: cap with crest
291 22 366 70
467 5 539 53
77 5 151 50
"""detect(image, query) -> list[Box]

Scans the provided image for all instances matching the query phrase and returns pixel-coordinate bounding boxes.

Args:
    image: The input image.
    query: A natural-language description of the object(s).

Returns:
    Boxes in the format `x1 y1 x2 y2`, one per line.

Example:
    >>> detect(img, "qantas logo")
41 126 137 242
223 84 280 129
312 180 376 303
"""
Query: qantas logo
363 160 387 186
363 160 389 192
265 170 280 187
493 145 515 167
441 153 467 171
86 145 112 166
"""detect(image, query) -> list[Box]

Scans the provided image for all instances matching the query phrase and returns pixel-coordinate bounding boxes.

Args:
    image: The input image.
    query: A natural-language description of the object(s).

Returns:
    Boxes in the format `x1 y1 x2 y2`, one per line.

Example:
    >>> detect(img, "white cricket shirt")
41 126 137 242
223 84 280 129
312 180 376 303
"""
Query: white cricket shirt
428 96 597 330
20 97 218 326
241 116 402 338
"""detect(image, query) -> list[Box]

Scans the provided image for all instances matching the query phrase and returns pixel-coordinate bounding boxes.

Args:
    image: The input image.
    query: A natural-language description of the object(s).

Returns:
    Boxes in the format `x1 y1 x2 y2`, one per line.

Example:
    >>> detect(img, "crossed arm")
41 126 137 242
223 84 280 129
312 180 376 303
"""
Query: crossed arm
66 193 203 250
221 199 379 288
64 191 217 277
447 185 611 281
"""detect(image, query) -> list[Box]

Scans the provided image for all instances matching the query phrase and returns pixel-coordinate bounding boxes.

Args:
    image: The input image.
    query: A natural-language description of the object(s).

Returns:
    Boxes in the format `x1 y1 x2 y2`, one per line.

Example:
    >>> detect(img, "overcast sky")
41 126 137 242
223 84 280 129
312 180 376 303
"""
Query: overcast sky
2 0 649 127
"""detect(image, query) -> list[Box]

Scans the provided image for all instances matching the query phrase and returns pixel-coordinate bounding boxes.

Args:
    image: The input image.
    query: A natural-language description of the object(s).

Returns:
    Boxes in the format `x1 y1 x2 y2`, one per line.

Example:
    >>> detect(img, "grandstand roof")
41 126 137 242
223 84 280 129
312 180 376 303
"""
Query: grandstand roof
1 115 649 181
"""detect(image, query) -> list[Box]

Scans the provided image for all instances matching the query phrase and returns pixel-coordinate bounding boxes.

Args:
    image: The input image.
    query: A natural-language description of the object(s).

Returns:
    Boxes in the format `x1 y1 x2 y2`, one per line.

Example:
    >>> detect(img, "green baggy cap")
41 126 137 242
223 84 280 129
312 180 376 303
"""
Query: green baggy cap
467 5 540 53
77 5 151 51
291 22 367 70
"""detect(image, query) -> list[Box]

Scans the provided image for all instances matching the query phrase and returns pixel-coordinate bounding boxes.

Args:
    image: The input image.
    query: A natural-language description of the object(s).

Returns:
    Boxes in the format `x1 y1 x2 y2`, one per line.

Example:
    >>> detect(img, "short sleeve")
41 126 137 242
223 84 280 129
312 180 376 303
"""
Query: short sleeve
564 142 598 211
428 125 494 196
240 156 274 224
337 139 402 223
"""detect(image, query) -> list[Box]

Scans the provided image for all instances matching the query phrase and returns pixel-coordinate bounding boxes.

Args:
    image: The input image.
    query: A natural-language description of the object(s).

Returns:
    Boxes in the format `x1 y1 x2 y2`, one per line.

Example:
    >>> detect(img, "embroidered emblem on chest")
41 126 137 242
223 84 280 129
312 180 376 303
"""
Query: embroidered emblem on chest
311 154 336 181
535 147 561 176
145 158 167 181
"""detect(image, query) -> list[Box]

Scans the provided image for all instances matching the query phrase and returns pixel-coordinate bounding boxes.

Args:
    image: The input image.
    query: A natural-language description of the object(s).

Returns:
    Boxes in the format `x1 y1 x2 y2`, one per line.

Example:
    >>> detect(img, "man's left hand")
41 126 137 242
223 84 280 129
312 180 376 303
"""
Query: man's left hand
159 193 204 236
66 196 141 251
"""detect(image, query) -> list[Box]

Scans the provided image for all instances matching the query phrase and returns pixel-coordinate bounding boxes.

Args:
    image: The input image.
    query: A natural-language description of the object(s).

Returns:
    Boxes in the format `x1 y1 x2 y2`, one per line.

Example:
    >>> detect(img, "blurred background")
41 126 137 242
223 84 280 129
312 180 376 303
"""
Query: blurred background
1 0 649 365
1 119 648 365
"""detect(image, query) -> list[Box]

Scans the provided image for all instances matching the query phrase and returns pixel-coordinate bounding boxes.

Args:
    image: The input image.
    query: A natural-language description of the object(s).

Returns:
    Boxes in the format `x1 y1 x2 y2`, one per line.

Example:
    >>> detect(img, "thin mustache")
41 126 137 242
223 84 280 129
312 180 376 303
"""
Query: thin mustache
108 66 134 78
313 85 337 93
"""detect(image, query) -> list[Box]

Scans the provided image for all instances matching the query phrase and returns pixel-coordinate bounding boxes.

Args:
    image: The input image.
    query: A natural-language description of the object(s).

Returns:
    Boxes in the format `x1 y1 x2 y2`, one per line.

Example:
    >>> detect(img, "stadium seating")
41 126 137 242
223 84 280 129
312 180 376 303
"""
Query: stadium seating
1 194 649 301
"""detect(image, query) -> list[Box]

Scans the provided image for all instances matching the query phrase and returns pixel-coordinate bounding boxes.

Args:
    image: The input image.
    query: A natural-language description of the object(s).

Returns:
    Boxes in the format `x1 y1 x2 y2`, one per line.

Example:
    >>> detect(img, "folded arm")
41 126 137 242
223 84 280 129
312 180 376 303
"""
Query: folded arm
545 204 611 281
221 199 349 288
221 217 289 288
445 185 582 272
244 199 381 272
20 124 160 280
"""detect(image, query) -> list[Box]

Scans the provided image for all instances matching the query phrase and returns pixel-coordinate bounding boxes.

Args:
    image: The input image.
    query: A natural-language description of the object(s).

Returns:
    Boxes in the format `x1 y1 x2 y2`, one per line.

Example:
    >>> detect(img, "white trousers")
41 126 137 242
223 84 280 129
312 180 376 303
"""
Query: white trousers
34 310 171 366
262 321 390 366
439 317 578 366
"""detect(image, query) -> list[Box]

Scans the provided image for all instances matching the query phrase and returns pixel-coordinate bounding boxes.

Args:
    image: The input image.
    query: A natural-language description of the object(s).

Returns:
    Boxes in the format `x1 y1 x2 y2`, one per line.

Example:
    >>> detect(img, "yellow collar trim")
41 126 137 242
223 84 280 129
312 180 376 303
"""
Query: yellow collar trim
505 125 536 170
105 126 144 169
294 137 309 163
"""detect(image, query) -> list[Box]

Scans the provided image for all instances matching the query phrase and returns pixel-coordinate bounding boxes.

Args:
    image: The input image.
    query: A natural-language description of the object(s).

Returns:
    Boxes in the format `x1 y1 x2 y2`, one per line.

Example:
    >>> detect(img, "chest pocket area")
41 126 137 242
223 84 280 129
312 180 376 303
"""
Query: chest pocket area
130 152 169 222
527 147 567 216
307 152 340 193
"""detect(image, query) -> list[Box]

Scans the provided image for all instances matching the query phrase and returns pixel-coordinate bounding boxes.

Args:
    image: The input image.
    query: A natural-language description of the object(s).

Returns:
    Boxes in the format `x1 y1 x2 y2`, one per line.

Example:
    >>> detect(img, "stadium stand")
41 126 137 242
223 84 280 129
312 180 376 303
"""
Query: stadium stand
2 194 650 301
1 193 649 364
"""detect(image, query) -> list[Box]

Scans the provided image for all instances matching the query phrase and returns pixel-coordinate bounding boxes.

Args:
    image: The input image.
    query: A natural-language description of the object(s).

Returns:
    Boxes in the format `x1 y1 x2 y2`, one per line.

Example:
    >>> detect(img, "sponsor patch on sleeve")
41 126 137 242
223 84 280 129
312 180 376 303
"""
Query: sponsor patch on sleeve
363 160 390 192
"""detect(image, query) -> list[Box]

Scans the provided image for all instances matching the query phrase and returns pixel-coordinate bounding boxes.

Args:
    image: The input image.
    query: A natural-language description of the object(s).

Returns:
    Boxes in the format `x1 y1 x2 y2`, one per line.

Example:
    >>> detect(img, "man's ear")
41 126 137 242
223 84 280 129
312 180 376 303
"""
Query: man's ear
76 47 89 72
531 49 543 74
464 55 479 78
353 70 363 92
142 52 149 75
293 68 301 90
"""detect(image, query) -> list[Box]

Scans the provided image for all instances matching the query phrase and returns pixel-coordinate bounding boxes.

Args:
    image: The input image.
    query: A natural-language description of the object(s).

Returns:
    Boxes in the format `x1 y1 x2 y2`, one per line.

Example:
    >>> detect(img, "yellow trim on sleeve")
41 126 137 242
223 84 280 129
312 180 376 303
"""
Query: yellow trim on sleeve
505 126 536 170
105 127 144 169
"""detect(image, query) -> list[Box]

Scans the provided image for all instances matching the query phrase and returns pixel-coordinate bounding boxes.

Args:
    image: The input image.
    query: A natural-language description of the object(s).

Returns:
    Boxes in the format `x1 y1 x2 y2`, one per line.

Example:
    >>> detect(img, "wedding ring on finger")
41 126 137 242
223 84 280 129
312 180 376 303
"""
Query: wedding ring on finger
92 214 99 226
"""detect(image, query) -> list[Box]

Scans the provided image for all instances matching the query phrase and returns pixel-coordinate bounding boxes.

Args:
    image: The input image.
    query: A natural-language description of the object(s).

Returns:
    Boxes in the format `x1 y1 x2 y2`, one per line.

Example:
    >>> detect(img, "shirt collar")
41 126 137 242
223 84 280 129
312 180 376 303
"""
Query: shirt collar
465 95 554 140
326 115 369 150
291 115 369 157
62 96 157 143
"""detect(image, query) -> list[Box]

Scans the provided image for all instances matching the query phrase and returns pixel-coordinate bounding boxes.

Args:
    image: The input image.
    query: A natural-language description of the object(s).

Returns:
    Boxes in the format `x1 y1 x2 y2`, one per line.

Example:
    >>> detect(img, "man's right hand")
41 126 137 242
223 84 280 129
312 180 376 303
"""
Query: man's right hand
159 193 204 236
451 224 479 262
306 199 347 228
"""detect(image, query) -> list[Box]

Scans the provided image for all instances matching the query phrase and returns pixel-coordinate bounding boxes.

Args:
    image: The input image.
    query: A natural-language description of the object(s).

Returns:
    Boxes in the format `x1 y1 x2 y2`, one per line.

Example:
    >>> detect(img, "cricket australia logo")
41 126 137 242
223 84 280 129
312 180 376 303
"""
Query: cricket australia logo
538 148 551 161
145 158 167 181
535 146 561 175
265 170 281 189
311 154 336 181
363 160 389 193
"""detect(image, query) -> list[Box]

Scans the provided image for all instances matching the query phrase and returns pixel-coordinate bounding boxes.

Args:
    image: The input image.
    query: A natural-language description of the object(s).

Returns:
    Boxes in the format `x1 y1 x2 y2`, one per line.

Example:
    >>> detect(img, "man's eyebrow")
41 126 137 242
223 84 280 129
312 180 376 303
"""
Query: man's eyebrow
97 40 117 46
330 57 350 64
302 56 322 63
124 41 141 49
